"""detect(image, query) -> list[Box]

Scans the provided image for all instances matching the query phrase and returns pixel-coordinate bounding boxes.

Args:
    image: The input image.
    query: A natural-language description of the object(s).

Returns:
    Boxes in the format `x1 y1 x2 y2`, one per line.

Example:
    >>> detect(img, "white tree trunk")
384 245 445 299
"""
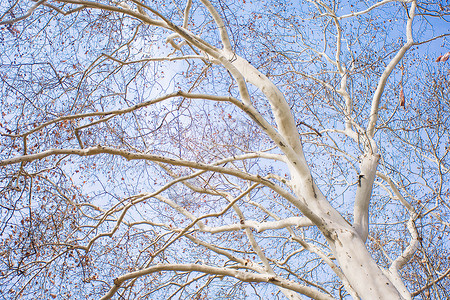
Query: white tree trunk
289 172 405 300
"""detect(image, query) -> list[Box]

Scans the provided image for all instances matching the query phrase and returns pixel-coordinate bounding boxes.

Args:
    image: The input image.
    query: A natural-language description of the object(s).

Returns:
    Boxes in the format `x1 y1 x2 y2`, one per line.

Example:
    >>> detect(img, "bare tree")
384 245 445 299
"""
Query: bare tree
0 0 449 299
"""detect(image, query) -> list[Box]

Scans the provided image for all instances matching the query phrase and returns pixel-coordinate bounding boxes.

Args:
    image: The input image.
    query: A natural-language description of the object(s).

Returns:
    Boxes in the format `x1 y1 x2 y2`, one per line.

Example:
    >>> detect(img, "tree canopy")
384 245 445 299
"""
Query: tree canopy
0 0 449 299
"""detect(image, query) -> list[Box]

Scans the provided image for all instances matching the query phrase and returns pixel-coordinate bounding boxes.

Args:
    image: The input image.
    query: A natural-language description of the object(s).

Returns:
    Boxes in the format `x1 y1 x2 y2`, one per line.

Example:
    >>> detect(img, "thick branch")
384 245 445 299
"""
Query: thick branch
204 217 314 234
353 153 380 242
101 263 335 300
0 145 327 228
366 1 416 137
199 0 232 51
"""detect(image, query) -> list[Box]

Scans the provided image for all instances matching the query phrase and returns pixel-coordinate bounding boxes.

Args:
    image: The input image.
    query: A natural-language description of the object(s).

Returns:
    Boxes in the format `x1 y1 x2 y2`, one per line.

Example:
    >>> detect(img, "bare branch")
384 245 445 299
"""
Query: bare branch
102 263 335 300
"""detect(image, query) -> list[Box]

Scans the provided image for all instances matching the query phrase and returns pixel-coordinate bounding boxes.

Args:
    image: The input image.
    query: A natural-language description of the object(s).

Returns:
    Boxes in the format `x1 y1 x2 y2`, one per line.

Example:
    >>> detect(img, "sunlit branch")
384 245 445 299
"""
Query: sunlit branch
337 0 409 20
366 0 417 138
185 234 257 270
248 199 358 298
413 33 450 45
55 0 167 27
390 218 419 272
376 172 415 213
196 217 314 234
101 263 335 300
178 0 191 28
353 153 380 242
102 53 206 64
43 2 86 15
198 0 232 52
374 172 419 298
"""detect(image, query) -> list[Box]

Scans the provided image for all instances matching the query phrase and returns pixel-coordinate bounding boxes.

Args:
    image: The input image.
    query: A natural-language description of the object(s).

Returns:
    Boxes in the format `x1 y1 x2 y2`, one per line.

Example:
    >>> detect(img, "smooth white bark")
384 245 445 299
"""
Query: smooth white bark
227 50 405 298
101 264 335 300
0 1 426 299
353 154 380 242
